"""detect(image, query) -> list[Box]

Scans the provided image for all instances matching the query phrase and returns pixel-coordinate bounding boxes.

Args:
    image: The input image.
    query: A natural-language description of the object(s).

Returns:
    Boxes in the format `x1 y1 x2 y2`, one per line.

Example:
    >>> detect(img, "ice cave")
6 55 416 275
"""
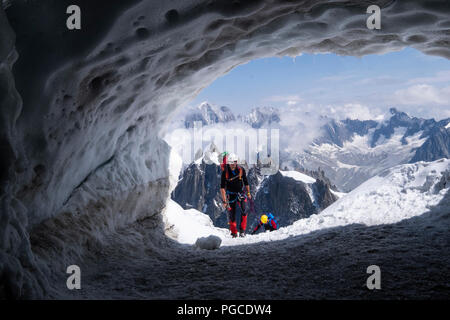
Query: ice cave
0 0 449 299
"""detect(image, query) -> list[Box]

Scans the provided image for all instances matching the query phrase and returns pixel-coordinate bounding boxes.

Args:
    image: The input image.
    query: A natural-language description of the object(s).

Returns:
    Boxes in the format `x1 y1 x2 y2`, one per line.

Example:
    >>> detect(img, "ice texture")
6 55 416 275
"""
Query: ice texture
0 0 449 298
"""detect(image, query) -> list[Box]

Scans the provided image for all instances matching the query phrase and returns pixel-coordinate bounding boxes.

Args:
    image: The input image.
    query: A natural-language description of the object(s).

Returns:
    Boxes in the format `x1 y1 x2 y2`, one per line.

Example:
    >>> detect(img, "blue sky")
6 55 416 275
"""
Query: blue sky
189 48 450 120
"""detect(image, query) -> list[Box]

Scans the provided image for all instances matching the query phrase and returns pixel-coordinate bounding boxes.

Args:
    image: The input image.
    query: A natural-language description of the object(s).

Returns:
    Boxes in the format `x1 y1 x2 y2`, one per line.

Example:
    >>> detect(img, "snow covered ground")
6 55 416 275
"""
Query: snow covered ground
58 192 450 300
164 159 449 247
280 170 316 184
330 189 347 199
39 146 450 300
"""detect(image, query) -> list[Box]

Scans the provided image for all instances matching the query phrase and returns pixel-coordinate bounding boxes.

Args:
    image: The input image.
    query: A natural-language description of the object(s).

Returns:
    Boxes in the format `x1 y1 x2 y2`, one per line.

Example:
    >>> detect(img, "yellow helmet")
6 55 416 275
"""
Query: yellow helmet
261 214 268 224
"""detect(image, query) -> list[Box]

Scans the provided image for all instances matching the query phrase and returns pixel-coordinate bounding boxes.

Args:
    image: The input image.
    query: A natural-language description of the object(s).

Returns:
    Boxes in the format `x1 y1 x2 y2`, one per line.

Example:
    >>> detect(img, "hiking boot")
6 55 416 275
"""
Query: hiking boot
231 233 238 238
239 231 246 238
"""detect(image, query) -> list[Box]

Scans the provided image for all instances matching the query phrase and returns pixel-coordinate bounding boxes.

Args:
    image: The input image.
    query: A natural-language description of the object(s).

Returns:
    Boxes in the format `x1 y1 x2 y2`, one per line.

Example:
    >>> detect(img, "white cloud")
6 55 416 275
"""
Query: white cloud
326 103 384 121
264 94 302 105
278 105 327 153
318 74 356 82
393 84 450 106
359 75 400 86
275 102 387 153
407 70 450 85
399 105 450 120
281 102 383 121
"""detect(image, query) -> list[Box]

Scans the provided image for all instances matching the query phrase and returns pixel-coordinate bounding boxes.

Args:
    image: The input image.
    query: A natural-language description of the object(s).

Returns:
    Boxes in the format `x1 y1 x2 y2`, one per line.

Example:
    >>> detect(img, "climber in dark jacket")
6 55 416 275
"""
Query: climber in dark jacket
251 213 278 234
220 153 251 238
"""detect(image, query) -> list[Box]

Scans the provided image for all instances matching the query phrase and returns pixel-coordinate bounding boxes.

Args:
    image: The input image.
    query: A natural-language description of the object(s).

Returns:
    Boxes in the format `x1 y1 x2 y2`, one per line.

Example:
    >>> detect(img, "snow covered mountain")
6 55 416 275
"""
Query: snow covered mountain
288 108 450 191
184 102 236 128
179 104 280 129
239 106 281 128
173 104 449 192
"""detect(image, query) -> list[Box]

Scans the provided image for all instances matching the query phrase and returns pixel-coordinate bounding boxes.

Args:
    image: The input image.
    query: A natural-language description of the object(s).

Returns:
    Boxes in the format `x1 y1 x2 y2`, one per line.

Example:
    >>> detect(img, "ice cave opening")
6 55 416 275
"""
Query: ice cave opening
1 0 449 299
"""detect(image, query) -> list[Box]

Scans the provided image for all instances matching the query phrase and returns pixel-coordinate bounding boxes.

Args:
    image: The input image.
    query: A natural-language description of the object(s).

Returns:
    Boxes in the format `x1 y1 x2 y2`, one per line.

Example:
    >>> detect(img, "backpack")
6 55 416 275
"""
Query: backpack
221 152 242 182
220 151 228 171
267 213 278 228
224 164 243 182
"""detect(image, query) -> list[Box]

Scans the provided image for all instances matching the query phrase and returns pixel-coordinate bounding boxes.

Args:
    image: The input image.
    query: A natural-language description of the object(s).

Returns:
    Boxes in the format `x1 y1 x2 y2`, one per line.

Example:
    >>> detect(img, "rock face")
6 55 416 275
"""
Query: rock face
254 171 337 227
1 0 450 299
410 126 450 163
172 161 227 227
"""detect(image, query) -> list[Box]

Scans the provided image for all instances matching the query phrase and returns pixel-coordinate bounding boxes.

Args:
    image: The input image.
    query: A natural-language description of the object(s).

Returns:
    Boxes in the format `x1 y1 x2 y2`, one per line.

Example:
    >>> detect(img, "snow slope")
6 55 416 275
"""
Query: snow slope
280 170 316 184
164 159 450 247
285 158 449 236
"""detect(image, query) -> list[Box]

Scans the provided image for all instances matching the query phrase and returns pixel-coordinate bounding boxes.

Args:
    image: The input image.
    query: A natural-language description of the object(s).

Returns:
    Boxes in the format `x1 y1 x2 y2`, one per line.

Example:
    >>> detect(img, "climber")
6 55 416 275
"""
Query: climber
220 153 251 238
251 213 278 234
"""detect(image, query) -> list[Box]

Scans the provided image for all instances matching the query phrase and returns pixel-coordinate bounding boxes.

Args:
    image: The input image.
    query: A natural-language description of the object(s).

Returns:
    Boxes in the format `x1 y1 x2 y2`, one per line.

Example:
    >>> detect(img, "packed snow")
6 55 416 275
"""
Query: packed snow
329 189 347 199
163 199 228 244
280 170 317 184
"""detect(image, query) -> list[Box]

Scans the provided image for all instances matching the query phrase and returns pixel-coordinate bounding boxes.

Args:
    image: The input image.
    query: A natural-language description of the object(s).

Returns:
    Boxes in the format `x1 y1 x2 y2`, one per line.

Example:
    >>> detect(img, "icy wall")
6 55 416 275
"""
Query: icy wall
0 0 449 298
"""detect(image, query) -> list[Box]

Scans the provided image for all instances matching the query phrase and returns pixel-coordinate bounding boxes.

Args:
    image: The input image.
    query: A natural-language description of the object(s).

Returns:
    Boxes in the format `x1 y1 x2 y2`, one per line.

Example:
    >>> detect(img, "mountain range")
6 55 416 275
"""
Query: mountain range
174 103 450 191
296 108 450 191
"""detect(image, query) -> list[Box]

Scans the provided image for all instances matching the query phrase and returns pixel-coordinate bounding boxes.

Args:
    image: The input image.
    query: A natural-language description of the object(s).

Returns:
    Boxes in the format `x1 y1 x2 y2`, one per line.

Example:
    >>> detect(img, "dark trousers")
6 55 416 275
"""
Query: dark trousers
227 193 247 234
